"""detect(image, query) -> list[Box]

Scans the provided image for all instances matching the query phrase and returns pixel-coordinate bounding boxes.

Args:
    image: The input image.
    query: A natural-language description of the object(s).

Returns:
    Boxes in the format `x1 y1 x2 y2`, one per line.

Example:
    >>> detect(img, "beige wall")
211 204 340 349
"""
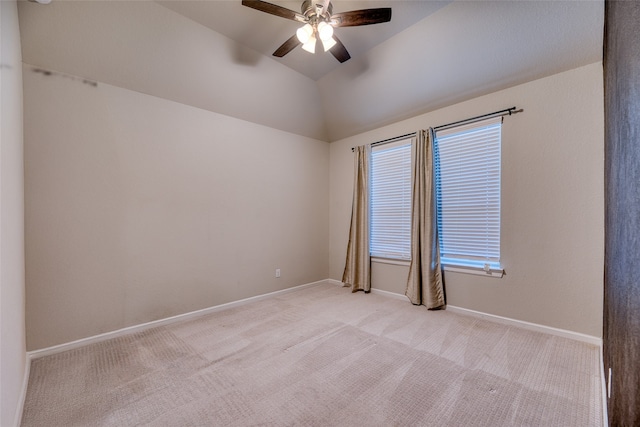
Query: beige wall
23 67 329 351
1 1 27 425
330 63 604 338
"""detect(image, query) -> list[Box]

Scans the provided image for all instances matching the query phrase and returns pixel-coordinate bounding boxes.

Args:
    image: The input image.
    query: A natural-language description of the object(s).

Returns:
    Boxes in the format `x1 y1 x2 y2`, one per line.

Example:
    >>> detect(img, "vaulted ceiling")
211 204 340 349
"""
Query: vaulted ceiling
158 1 451 81
18 0 603 142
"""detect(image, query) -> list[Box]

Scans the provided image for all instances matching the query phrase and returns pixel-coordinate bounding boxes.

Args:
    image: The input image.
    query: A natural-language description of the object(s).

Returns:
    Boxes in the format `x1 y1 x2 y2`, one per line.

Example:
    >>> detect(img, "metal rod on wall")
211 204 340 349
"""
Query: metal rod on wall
351 106 523 152
433 106 523 132
351 132 416 152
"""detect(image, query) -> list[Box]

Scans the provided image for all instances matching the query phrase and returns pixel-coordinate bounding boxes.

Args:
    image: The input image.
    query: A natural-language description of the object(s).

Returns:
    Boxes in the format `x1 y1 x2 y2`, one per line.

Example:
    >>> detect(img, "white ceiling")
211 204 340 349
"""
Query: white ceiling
18 0 604 142
158 0 452 81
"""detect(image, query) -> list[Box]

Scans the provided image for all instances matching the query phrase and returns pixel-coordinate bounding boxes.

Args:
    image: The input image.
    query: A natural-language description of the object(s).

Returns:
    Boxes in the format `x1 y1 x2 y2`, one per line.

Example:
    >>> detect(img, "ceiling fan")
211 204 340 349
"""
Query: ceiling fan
241 0 392 63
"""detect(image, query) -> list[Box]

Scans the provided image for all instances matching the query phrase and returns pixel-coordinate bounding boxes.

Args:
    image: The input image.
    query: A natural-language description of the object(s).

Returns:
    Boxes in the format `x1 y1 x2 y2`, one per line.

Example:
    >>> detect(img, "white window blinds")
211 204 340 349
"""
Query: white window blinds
434 117 502 270
370 138 412 260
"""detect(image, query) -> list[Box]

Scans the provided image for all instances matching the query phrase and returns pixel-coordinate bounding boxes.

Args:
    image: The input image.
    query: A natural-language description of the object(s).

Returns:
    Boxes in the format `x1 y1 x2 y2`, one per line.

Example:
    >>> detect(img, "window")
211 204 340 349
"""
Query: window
434 117 503 276
370 138 412 261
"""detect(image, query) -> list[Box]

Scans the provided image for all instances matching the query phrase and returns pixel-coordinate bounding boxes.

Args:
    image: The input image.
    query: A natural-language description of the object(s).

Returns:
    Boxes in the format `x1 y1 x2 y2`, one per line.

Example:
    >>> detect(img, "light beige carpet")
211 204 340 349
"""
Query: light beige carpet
21 283 603 426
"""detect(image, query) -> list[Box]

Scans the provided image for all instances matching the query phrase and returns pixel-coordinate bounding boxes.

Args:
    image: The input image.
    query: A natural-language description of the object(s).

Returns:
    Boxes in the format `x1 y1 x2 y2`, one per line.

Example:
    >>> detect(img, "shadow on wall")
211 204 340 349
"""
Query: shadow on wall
227 39 263 67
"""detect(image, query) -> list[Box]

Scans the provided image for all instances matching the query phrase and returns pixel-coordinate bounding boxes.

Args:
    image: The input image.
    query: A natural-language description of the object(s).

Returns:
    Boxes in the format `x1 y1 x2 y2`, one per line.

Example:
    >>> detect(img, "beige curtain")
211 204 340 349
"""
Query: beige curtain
342 145 371 293
406 129 445 308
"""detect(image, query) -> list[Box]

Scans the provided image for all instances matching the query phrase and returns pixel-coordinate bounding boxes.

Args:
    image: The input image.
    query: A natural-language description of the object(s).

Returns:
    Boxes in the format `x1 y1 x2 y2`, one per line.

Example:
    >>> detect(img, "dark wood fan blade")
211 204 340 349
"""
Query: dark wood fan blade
329 35 351 63
241 0 306 22
331 8 392 27
273 34 302 57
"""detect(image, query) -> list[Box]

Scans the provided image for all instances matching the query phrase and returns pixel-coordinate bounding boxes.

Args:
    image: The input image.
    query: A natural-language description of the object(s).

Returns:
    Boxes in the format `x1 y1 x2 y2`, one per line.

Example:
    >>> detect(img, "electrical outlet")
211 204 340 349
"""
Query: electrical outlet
275 269 281 278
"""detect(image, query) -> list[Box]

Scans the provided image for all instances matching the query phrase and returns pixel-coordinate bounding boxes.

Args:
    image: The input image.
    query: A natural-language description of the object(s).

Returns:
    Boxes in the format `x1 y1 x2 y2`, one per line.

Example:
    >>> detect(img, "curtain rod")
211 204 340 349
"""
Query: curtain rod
351 132 416 152
351 106 523 151
433 106 522 131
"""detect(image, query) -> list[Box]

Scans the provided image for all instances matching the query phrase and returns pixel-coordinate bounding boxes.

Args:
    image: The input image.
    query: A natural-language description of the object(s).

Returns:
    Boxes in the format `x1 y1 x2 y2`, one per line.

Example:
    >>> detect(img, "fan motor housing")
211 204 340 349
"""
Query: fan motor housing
301 0 332 20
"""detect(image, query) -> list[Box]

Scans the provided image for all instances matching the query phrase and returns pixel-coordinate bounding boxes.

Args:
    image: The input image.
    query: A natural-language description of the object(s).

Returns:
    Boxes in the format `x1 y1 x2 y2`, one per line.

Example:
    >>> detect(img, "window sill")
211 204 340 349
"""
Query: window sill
369 257 504 278
442 264 504 278
371 257 411 267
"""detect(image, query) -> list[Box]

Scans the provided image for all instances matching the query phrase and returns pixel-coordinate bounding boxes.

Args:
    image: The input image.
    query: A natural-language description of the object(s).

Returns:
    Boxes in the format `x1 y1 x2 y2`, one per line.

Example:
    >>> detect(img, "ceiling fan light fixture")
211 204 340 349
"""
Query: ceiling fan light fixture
242 0 392 62
302 35 317 53
321 37 337 52
317 21 334 41
296 23 314 43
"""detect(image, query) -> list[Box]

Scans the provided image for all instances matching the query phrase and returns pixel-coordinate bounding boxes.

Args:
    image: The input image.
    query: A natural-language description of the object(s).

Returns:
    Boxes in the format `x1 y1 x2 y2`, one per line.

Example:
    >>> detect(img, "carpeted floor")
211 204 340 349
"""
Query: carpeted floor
21 282 603 426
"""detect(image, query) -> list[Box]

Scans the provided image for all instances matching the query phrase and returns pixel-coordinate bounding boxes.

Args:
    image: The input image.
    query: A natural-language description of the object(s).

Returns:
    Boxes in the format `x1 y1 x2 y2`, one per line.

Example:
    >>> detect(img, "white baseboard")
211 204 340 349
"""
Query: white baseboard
370 287 409 301
445 305 602 346
14 353 30 427
28 279 331 360
361 285 603 346
326 279 345 287
326 279 409 303
600 345 609 426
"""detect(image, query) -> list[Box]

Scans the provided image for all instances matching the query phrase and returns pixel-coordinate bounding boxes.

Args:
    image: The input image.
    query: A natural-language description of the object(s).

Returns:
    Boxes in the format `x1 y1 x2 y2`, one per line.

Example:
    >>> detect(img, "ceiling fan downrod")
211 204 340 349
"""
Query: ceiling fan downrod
301 0 333 21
